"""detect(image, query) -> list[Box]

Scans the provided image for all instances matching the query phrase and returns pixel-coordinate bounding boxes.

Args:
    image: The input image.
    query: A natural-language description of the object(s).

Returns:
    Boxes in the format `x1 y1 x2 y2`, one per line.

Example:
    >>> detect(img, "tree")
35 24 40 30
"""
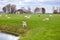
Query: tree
11 4 16 13
27 7 32 14
2 7 6 13
59 7 60 14
42 8 45 14
2 4 16 14
6 4 11 13
34 7 40 14
53 10 58 14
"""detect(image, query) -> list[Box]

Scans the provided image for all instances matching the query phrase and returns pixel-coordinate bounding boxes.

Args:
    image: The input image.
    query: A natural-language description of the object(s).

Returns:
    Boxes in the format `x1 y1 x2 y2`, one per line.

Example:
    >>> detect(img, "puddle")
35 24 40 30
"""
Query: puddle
0 32 20 40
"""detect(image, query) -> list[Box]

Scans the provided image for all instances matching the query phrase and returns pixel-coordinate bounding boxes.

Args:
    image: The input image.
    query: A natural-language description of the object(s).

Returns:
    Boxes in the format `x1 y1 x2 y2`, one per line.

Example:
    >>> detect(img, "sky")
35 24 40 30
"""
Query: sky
0 0 60 13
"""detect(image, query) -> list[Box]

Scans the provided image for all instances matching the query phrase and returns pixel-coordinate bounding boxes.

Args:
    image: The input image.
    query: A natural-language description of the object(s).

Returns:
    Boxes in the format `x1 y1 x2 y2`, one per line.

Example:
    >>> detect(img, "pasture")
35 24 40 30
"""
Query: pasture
0 14 60 40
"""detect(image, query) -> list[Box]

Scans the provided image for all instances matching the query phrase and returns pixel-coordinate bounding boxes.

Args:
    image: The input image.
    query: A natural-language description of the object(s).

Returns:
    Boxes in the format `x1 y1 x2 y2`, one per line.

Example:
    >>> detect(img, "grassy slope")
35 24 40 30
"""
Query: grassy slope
0 14 60 40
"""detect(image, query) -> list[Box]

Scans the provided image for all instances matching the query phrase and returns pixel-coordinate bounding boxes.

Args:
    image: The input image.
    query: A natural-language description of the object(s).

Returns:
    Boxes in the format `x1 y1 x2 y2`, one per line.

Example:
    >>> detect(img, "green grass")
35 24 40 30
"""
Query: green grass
0 14 60 40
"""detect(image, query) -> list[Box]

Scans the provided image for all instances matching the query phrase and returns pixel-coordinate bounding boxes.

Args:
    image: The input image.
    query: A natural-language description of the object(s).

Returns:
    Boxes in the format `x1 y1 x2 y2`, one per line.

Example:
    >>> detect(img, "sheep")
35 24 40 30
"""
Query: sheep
22 21 27 28
7 17 11 18
27 17 30 19
49 15 52 17
25 16 28 18
43 18 49 21
24 15 31 19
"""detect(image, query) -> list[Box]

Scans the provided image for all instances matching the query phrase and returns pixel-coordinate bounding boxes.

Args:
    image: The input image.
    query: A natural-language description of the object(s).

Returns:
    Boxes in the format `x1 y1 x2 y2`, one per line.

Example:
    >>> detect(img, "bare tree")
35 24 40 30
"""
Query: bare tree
34 7 40 14
6 4 11 13
42 8 45 14
2 4 16 14
11 4 16 13
27 7 32 14
2 7 6 13
53 10 58 14
59 7 60 14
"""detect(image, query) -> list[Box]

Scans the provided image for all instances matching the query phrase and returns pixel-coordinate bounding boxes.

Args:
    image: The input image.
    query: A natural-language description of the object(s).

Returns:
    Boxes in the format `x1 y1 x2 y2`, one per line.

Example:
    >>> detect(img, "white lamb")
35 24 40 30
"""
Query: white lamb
24 15 31 19
7 17 11 18
22 21 27 28
25 16 28 18
49 15 52 17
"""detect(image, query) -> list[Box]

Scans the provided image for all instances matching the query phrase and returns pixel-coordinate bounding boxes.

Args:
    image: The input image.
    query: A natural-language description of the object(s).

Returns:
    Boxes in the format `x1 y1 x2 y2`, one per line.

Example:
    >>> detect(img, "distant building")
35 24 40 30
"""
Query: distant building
15 8 32 14
15 9 27 14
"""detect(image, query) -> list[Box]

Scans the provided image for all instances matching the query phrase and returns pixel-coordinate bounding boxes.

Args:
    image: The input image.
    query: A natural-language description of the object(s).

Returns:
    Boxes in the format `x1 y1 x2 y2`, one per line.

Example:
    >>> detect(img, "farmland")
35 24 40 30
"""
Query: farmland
0 14 60 40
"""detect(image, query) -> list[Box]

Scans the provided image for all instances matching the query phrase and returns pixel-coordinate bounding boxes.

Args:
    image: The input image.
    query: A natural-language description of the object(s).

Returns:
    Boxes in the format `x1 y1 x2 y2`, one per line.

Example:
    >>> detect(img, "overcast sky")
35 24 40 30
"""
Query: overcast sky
0 0 60 13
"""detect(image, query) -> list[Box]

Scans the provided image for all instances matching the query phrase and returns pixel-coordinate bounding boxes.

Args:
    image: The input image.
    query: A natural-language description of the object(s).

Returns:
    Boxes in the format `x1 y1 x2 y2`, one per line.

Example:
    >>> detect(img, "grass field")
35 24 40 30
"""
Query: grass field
0 14 60 40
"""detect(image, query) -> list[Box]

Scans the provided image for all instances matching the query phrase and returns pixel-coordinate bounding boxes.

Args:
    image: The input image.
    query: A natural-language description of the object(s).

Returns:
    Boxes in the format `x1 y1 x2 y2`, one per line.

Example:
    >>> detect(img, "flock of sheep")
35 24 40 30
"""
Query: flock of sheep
43 15 52 21
0 14 53 28
22 14 53 28
0 14 11 18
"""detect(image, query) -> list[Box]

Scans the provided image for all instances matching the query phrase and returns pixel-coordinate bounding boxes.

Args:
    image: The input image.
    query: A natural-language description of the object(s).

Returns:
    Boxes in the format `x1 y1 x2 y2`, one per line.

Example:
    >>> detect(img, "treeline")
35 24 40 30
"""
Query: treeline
2 4 60 14
2 4 46 14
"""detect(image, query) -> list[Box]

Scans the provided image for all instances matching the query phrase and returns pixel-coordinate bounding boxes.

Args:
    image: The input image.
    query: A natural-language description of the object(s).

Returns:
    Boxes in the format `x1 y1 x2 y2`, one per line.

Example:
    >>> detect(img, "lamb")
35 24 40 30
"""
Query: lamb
7 17 11 18
25 16 28 18
24 15 31 19
22 21 27 28
49 15 52 17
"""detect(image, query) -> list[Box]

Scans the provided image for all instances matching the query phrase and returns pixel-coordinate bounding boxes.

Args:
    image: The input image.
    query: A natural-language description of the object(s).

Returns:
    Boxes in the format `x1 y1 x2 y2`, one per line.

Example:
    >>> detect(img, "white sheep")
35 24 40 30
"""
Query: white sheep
27 17 30 19
7 17 11 18
24 15 31 19
25 16 28 18
43 18 49 21
22 21 27 28
49 15 52 17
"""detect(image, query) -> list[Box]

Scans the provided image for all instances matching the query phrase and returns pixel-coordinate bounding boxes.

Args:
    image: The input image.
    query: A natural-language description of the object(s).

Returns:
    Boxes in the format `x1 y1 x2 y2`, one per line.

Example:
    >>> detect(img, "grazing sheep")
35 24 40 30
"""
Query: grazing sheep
24 15 31 19
49 15 52 17
43 18 49 21
27 17 30 19
25 16 28 18
7 17 11 18
22 21 27 28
